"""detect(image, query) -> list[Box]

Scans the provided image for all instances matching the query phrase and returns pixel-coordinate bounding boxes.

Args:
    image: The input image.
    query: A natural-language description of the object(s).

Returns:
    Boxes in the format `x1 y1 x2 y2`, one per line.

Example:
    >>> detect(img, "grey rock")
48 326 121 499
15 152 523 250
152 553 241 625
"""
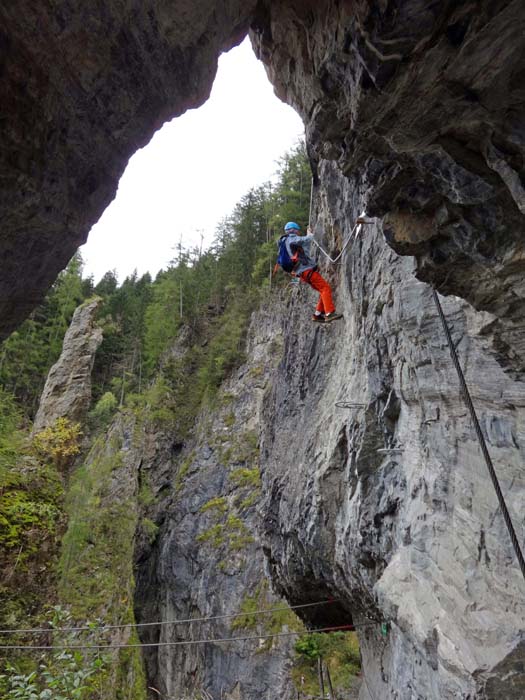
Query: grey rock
1 2 525 698
251 0 525 375
0 0 257 338
2 1 525 353
259 161 525 699
33 297 103 433
132 316 297 700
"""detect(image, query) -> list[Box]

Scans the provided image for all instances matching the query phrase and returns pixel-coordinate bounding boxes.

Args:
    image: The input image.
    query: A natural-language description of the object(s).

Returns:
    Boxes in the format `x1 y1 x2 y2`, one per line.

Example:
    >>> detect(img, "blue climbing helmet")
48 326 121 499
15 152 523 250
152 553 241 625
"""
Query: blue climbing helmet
284 221 301 232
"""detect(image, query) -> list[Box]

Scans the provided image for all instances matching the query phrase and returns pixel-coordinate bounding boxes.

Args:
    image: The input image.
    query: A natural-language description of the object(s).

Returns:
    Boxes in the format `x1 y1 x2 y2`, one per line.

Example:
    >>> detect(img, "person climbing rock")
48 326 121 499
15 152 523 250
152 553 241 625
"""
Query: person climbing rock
273 221 343 323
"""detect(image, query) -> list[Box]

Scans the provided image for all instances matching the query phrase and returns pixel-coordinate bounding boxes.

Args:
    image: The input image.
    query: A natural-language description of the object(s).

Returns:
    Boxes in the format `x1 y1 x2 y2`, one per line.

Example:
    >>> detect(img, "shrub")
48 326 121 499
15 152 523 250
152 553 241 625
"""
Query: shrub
292 631 361 695
89 392 118 427
200 496 228 515
32 418 82 470
141 518 159 545
0 608 107 700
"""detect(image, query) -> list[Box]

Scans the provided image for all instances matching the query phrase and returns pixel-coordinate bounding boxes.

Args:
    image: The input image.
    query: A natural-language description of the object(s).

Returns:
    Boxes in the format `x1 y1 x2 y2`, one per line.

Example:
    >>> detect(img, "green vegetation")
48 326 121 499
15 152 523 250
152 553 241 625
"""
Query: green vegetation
292 631 361 695
200 496 228 515
197 523 226 548
32 418 82 471
0 389 65 640
230 580 303 654
230 467 261 489
196 428 262 560
0 607 108 700
0 141 315 697
88 391 118 430
174 452 194 494
141 517 159 545
59 439 131 618
230 584 361 691
138 481 156 507
57 434 145 699
0 255 89 418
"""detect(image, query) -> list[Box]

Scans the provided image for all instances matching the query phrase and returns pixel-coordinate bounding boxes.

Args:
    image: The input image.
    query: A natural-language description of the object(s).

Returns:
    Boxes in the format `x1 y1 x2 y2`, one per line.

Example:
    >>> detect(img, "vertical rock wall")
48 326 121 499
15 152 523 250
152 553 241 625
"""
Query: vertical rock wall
251 0 525 377
259 162 525 699
33 297 103 433
133 316 297 700
0 0 256 338
2 2 525 697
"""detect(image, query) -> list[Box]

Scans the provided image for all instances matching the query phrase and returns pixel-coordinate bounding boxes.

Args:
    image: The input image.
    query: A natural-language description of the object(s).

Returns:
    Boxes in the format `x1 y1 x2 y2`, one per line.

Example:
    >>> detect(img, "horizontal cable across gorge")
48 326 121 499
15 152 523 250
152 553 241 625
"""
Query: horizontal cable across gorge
0 622 384 652
0 600 347 636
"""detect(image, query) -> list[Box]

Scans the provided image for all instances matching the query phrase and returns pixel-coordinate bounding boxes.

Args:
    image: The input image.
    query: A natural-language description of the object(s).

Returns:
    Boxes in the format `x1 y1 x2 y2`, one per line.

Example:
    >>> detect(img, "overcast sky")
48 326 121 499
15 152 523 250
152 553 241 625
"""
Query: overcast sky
80 38 304 284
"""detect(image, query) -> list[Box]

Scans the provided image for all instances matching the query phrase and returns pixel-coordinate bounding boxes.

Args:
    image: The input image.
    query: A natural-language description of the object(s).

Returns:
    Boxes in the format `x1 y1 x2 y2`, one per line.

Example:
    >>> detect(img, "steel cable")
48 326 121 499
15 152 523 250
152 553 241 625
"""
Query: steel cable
0 600 341 636
432 288 525 580
0 622 382 652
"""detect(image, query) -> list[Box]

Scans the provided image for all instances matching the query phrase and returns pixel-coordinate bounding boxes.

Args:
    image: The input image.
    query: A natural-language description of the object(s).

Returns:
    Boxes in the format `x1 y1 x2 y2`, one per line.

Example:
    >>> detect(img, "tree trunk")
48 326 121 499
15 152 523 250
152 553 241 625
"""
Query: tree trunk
324 662 335 700
318 657 325 698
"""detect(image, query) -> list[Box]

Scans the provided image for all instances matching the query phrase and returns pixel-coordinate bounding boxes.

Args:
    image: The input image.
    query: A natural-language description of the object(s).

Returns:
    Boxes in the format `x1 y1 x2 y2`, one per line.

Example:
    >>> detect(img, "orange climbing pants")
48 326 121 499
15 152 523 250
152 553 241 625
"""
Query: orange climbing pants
300 269 335 314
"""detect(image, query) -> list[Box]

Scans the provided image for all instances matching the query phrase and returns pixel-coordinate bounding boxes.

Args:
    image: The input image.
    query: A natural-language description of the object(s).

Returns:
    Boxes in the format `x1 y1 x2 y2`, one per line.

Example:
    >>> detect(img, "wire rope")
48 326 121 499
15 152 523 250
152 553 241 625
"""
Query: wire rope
0 622 382 652
0 600 341 636
310 218 368 265
432 288 525 581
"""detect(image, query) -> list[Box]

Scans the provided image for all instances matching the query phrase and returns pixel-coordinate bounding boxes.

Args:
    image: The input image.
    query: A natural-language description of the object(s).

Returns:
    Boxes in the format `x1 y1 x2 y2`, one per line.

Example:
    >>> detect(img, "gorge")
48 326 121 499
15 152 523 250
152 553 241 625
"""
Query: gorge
1 2 525 699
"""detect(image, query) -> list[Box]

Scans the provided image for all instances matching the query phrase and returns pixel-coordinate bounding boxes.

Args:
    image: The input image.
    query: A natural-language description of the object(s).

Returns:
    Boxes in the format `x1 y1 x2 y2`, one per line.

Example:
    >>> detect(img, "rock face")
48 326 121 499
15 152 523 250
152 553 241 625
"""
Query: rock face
2 2 525 699
33 297 103 432
259 161 525 699
251 0 525 377
133 318 297 700
3 2 525 350
0 0 256 338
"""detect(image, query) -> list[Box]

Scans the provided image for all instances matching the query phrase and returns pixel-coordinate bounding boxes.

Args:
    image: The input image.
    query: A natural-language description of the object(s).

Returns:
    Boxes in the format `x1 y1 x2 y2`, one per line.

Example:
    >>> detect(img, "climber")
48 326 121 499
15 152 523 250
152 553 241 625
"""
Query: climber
273 221 343 323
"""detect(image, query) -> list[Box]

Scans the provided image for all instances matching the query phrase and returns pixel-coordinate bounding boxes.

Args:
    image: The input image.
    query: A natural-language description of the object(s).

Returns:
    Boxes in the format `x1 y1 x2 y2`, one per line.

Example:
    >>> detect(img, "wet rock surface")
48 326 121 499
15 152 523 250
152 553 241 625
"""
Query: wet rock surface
33 297 103 432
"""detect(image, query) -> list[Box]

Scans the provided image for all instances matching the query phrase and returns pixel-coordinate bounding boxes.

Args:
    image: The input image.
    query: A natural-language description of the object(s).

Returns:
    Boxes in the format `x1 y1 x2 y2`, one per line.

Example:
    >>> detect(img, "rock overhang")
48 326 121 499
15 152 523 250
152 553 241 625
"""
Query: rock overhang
2 1 525 346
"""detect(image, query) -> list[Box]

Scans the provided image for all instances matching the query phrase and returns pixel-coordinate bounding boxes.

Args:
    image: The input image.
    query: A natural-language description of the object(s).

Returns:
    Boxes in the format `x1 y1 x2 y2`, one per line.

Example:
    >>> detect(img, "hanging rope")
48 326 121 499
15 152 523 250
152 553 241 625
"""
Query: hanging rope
432 288 525 581
307 177 373 264
308 176 315 230
310 216 371 264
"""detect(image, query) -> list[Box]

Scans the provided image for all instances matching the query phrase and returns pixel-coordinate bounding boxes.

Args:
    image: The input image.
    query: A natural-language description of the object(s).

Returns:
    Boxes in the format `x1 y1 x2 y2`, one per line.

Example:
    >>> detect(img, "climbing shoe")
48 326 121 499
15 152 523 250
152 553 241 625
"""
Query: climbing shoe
324 312 343 323
312 313 325 322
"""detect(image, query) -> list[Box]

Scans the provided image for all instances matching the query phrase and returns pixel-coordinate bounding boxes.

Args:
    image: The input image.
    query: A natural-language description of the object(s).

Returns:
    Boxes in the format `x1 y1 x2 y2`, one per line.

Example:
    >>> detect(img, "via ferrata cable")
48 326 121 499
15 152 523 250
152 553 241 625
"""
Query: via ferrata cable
308 178 372 264
432 288 525 581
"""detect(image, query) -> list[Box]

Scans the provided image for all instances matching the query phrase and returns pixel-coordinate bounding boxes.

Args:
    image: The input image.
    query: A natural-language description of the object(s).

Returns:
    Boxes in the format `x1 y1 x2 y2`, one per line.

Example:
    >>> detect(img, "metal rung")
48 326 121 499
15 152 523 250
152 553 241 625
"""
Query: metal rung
335 401 366 409
376 446 404 454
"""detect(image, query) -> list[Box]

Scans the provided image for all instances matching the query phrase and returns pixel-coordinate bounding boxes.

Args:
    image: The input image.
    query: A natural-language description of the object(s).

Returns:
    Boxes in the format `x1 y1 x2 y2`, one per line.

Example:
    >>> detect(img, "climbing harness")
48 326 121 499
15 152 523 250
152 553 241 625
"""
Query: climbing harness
432 288 525 581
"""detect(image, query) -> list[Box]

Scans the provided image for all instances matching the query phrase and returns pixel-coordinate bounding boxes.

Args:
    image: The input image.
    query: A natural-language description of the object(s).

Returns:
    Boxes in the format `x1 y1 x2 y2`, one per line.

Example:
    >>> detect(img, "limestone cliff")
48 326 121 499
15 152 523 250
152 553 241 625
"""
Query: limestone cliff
132 315 298 700
1 3 525 699
0 0 256 338
251 0 525 378
259 162 525 699
33 297 103 433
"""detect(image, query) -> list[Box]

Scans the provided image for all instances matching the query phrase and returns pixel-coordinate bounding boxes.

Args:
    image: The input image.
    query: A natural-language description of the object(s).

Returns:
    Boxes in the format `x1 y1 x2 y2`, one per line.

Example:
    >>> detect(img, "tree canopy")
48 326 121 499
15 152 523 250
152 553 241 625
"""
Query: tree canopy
0 141 311 417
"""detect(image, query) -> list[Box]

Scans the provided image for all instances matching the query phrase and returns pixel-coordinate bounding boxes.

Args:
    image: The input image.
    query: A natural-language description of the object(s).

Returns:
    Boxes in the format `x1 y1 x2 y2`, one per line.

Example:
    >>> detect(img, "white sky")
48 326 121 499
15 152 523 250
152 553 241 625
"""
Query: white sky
81 38 304 283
